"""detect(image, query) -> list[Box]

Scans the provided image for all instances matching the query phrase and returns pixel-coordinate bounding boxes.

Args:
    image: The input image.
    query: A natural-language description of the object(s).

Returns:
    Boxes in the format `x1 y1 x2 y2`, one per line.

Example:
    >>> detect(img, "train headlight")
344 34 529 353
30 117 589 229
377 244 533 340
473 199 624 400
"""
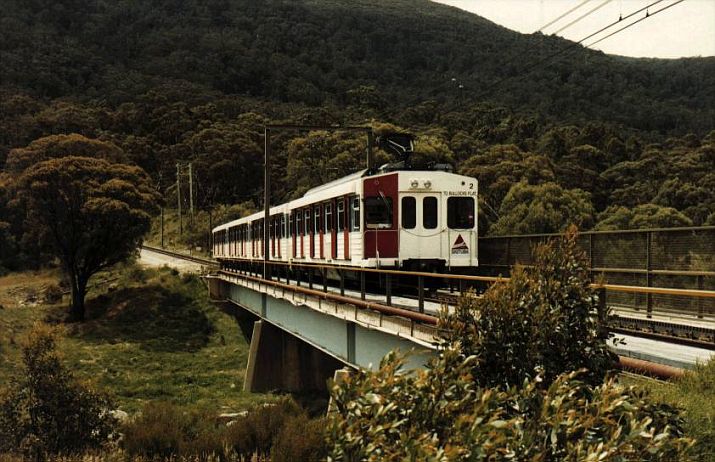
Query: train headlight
423 180 432 189
410 179 419 189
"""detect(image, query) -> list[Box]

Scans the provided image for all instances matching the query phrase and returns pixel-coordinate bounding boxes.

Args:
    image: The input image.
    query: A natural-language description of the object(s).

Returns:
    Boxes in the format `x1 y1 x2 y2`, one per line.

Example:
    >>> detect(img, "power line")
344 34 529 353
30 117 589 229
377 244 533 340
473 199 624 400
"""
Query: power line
538 0 592 32
474 0 669 99
552 0 614 35
585 0 687 48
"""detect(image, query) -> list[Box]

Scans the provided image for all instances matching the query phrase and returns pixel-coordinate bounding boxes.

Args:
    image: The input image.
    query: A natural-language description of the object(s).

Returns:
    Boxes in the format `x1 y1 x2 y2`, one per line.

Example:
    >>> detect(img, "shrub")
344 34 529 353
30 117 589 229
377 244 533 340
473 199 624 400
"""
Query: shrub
328 352 693 461
224 397 304 459
440 225 617 388
122 402 225 460
271 415 328 462
327 229 692 460
0 324 117 459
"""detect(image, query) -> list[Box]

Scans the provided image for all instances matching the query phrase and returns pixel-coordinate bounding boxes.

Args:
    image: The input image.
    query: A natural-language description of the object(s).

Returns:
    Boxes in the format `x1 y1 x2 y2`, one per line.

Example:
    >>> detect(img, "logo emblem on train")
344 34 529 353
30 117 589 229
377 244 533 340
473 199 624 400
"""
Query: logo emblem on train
451 235 469 255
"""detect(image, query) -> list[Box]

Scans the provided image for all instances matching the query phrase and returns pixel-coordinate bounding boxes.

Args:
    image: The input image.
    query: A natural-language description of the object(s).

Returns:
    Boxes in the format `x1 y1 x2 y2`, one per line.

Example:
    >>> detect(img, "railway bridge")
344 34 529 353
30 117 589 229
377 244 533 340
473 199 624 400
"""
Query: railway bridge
145 224 715 393
196 254 715 393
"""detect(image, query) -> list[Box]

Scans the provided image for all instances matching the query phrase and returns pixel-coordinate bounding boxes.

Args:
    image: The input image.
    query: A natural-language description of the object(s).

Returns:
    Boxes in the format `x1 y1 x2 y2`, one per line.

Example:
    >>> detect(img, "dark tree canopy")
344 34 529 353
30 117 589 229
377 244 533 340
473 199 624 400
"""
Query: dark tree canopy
18 156 159 320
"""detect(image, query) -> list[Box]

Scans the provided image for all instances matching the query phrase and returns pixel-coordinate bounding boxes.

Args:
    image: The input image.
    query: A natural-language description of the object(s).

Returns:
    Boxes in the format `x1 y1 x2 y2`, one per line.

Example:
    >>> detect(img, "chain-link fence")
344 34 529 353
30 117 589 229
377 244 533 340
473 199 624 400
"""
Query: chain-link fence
478 227 715 320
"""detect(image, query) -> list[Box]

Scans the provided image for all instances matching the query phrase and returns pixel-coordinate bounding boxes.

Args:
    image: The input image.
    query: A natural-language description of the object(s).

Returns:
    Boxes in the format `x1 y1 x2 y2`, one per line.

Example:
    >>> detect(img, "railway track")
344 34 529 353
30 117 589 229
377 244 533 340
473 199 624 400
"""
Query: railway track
142 245 218 267
142 245 715 349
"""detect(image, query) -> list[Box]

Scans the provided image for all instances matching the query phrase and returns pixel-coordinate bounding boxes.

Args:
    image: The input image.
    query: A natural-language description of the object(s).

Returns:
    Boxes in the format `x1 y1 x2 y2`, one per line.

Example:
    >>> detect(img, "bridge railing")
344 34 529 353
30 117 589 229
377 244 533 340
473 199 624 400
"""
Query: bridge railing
217 255 715 328
478 226 715 319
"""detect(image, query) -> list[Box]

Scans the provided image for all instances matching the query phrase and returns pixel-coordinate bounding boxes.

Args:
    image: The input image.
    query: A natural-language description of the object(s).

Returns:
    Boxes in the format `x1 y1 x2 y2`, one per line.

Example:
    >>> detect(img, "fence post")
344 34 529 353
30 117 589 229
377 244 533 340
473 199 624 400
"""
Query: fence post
698 275 704 319
386 273 392 306
418 275 425 313
597 286 609 338
360 271 366 301
340 269 345 296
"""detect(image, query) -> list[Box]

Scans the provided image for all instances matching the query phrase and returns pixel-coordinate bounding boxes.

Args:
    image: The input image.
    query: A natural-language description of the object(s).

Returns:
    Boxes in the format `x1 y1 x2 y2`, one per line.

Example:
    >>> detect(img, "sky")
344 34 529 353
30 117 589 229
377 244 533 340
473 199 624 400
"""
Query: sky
433 0 715 58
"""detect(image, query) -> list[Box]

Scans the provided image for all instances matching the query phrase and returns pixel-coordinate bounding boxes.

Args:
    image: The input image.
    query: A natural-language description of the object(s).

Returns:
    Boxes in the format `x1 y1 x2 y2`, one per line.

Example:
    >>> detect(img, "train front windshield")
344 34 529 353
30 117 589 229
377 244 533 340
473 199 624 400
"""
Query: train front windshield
364 196 393 228
447 197 474 229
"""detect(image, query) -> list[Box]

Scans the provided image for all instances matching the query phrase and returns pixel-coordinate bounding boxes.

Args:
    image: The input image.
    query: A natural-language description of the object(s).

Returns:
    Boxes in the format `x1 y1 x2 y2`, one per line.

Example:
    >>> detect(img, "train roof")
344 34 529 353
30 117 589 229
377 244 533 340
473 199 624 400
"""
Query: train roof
303 169 367 197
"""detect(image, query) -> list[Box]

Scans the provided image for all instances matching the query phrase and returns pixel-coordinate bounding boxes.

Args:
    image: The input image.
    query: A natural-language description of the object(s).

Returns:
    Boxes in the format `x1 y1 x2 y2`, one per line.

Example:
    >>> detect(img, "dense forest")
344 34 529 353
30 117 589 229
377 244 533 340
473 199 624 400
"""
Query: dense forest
1 0 714 269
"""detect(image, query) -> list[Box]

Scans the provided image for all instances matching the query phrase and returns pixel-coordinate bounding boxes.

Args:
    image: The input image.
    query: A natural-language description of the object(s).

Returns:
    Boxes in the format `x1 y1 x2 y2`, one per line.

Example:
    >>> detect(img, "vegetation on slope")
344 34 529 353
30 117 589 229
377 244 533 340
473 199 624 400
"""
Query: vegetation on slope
0 264 267 413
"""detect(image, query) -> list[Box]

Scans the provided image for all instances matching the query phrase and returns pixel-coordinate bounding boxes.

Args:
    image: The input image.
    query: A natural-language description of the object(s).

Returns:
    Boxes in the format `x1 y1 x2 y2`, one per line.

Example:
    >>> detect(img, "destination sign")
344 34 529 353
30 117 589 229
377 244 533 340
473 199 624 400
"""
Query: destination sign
446 191 477 196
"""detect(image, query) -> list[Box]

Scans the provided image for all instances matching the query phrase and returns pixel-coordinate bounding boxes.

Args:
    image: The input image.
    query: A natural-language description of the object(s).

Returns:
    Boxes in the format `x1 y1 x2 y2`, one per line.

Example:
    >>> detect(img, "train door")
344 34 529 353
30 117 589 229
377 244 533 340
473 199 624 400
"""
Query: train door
445 195 478 268
363 174 398 261
337 197 348 260
316 205 323 260
399 193 443 265
349 195 361 262
324 201 333 260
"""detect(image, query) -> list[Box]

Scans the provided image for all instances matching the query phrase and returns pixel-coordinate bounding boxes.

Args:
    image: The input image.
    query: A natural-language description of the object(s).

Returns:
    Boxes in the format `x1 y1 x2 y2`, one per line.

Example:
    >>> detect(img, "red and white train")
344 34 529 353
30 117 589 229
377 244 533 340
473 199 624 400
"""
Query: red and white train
212 167 478 271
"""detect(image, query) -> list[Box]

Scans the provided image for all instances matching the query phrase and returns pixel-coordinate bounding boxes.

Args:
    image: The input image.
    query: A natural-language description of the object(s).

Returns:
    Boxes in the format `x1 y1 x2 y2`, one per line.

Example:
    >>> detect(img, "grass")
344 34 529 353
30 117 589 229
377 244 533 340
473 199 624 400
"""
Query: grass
0 263 271 414
622 361 715 460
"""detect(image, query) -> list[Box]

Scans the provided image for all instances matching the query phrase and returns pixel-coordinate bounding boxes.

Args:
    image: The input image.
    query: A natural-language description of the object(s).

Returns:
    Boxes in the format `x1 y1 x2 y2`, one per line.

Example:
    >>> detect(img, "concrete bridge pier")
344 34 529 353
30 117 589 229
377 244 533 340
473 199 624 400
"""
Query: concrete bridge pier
244 320 346 393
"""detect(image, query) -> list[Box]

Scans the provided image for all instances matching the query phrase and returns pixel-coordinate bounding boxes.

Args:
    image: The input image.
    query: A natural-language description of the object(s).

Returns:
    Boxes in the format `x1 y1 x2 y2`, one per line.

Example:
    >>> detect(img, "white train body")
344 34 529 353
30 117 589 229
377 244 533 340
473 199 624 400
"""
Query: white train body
212 169 478 270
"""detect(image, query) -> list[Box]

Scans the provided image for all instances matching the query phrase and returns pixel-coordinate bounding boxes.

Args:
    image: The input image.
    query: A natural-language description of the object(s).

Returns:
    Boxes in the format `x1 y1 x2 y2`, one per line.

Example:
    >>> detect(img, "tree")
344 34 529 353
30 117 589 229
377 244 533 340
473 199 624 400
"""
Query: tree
595 204 694 231
489 182 594 235
5 133 126 174
0 325 116 458
17 156 159 321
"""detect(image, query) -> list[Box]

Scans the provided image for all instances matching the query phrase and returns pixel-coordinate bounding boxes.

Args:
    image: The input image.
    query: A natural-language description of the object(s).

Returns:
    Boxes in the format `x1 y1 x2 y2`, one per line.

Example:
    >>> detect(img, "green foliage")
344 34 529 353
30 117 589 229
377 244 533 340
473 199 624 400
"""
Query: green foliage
15 156 160 320
328 355 692 461
441 227 617 388
490 182 594 235
595 204 694 231
0 325 116 458
628 358 715 460
224 398 304 460
5 134 126 175
271 415 328 462
121 402 224 460
328 232 691 460
122 398 326 461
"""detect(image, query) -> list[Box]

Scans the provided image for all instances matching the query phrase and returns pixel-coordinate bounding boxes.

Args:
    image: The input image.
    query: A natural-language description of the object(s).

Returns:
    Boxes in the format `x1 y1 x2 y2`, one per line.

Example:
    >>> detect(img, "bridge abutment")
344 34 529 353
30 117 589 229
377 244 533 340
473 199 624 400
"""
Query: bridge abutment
244 320 345 393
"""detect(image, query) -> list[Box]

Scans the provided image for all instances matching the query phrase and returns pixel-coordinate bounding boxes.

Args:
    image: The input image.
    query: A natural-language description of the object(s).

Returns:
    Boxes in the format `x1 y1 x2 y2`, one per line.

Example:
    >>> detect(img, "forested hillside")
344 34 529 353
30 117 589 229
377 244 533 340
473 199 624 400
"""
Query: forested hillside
1 0 714 270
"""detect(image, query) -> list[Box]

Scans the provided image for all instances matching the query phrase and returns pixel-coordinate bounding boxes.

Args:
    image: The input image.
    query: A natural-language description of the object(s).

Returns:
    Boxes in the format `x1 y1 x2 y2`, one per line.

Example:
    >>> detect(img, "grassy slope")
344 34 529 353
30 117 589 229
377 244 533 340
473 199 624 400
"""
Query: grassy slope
623 364 715 460
0 264 269 414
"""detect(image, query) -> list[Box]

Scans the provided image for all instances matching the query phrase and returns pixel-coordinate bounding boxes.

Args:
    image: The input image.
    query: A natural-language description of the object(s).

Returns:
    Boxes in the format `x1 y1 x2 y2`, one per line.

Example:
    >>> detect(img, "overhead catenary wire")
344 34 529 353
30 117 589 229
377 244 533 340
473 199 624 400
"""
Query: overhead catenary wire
474 0 670 99
585 0 687 48
538 0 593 32
552 0 614 35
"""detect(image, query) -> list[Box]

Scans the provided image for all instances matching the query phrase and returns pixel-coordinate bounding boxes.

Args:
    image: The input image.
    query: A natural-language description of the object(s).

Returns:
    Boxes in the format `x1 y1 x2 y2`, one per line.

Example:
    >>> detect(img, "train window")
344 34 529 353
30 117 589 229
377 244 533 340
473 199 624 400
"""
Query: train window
423 197 438 229
325 203 333 231
337 200 345 231
364 196 392 228
289 213 295 236
448 197 474 229
314 206 321 234
281 215 286 238
401 197 416 229
296 212 302 236
351 196 360 231
304 209 311 235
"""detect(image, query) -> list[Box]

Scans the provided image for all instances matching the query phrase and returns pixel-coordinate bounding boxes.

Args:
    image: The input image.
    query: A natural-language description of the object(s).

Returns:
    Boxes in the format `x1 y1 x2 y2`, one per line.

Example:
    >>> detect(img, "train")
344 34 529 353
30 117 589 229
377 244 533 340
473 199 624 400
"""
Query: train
212 168 478 272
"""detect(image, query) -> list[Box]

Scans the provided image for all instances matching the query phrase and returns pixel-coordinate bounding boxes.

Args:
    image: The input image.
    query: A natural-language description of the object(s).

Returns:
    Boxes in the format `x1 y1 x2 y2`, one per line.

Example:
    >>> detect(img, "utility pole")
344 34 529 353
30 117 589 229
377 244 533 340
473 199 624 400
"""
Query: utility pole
262 124 373 279
176 163 183 236
188 162 194 223
263 127 271 279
